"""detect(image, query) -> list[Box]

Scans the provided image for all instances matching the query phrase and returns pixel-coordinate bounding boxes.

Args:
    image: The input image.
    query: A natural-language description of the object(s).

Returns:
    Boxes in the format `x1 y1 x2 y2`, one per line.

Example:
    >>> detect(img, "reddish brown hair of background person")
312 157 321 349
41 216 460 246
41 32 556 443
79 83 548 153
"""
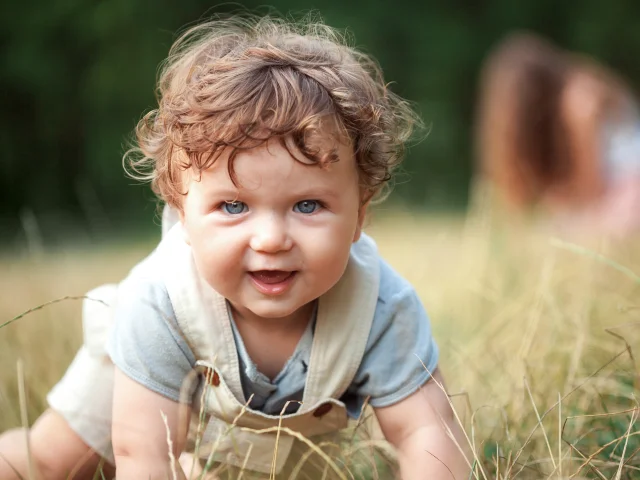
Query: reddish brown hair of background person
474 31 633 212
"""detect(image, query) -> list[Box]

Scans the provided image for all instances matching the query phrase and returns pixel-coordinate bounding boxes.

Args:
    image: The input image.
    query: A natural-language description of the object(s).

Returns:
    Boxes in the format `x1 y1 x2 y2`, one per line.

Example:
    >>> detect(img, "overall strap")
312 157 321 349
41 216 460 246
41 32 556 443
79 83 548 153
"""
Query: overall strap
302 233 381 407
160 224 245 402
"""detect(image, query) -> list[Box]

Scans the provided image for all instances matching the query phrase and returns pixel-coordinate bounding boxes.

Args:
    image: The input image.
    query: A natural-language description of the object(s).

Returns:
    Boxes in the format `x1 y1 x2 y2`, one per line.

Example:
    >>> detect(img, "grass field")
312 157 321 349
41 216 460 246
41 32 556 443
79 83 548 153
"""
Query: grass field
1 202 639 479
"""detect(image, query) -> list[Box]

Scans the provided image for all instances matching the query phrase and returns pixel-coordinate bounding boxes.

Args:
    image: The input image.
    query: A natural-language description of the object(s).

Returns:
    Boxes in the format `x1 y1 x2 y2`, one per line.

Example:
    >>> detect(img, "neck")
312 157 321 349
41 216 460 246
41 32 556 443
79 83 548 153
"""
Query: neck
230 301 315 333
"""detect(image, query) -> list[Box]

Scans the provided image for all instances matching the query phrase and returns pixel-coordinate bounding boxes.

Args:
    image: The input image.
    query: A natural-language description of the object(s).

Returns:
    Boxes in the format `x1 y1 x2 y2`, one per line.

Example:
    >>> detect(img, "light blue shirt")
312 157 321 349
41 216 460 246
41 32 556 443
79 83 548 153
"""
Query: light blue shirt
602 105 640 182
107 244 439 418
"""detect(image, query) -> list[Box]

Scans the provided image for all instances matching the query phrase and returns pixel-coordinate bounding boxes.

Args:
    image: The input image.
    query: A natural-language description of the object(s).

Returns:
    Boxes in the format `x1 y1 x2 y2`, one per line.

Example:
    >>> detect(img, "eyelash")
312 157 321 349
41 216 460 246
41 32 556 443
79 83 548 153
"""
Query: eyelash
220 201 247 215
293 200 323 214
215 200 325 215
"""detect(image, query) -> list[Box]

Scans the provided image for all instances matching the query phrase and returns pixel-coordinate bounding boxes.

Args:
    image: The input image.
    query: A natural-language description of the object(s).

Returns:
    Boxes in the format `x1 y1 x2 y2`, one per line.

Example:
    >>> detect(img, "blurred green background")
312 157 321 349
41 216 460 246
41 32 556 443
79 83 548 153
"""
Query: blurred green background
2 0 639 249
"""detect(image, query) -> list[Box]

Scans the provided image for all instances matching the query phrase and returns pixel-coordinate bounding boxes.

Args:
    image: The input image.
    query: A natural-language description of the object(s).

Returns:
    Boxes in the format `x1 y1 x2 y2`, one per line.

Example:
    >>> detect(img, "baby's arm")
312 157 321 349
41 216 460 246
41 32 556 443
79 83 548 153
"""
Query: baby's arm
352 260 471 479
112 367 191 480
105 273 199 479
374 369 470 480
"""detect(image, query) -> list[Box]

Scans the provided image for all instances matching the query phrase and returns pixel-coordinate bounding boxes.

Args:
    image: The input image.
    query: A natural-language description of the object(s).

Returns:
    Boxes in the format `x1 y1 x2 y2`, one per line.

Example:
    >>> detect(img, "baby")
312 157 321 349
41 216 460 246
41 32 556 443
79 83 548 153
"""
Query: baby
0 14 469 480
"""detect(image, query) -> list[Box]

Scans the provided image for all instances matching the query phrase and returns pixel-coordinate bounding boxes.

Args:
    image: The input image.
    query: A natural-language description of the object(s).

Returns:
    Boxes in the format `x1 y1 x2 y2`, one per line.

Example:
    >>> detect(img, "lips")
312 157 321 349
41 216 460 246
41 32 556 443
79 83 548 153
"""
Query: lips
248 270 296 295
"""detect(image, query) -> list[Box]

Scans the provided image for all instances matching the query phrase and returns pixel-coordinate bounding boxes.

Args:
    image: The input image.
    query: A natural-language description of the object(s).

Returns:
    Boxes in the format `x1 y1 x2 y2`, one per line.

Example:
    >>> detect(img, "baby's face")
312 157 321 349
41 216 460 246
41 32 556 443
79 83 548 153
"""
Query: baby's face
179 136 365 325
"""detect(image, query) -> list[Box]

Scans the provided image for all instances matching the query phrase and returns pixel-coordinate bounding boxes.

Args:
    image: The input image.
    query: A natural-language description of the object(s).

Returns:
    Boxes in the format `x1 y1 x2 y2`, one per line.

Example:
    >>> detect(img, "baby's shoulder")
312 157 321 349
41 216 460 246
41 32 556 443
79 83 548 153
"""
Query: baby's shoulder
117 247 170 302
362 255 427 345
376 256 417 306
353 255 437 402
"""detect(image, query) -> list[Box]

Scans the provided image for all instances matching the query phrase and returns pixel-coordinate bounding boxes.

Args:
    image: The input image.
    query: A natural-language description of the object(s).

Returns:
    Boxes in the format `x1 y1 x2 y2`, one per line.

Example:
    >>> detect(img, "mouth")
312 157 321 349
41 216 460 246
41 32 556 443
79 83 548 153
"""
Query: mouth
248 270 297 296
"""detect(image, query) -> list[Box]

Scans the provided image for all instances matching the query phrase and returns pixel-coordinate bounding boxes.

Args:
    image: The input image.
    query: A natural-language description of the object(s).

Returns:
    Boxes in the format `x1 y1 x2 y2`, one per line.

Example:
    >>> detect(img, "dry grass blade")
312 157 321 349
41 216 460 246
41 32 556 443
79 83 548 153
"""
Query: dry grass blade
534 347 631 446
549 238 640 284
568 431 640 477
424 450 457 479
622 444 640 470
286 440 339 480
161 410 178 480
270 400 299 479
246 426 348 480
558 392 562 479
566 442 608 480
614 406 639 480
416 357 488 480
604 328 639 390
17 361 34 480
0 452 25 480
236 442 253 480
564 407 640 421
0 295 107 331
69 444 108 479
523 377 556 472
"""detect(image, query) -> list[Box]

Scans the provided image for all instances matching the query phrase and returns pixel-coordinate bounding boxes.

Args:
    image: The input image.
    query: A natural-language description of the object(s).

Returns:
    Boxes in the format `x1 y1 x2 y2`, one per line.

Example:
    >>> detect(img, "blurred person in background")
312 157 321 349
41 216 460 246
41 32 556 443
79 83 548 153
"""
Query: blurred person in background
474 31 640 238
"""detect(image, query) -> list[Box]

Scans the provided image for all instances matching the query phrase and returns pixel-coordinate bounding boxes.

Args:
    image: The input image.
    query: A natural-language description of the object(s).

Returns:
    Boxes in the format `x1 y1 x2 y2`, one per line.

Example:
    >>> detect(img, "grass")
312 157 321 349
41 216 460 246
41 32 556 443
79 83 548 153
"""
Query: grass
1 198 639 479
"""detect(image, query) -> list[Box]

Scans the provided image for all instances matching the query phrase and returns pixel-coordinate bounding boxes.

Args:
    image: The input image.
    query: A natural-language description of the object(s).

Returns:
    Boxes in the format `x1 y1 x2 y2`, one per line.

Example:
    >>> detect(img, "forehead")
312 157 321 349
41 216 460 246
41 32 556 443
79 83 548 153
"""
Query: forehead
197 135 357 192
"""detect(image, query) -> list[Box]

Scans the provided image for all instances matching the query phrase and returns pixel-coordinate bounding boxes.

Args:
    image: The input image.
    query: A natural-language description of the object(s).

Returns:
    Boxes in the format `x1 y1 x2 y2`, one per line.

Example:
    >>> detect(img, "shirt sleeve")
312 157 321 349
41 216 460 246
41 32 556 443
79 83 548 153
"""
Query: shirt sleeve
344 258 439 413
106 276 198 403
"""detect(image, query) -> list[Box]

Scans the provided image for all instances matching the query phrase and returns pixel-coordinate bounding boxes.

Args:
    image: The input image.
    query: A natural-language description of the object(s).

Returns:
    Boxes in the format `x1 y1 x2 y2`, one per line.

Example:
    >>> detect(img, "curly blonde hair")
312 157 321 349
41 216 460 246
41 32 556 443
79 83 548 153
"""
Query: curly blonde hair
125 13 422 209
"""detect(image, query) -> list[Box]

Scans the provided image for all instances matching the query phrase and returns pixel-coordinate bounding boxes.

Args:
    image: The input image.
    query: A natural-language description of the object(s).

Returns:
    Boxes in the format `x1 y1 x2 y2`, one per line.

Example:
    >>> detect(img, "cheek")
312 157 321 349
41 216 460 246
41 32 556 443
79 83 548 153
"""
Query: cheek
311 247 352 292
303 231 353 275
192 243 241 292
188 227 242 272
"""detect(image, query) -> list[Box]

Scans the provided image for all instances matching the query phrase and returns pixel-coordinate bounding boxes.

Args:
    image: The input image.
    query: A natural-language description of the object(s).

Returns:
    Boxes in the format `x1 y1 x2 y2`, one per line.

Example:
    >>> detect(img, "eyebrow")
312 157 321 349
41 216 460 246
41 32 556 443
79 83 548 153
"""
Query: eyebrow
205 186 342 201
201 187 241 200
292 187 341 199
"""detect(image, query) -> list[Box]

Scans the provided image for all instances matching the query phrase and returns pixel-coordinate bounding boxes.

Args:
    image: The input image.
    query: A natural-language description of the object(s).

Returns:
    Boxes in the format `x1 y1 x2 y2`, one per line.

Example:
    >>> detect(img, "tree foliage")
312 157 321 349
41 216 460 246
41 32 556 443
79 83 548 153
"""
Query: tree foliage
1 0 639 241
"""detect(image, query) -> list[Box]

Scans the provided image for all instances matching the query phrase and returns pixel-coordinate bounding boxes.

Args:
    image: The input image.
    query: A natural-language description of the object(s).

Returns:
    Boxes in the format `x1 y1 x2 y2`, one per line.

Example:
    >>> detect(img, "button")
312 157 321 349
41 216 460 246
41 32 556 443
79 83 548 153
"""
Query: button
204 367 220 387
313 403 333 418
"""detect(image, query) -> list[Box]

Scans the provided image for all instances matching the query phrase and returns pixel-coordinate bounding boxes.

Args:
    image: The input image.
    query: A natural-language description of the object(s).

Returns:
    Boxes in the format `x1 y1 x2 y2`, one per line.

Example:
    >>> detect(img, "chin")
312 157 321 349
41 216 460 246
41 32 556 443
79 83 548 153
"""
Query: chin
249 307 300 320
247 299 311 320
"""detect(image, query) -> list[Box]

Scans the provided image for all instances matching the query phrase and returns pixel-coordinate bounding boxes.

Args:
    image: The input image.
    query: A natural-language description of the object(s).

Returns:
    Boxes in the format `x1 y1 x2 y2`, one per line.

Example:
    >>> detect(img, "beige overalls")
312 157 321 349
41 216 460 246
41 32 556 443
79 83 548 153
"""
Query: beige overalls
49 223 386 479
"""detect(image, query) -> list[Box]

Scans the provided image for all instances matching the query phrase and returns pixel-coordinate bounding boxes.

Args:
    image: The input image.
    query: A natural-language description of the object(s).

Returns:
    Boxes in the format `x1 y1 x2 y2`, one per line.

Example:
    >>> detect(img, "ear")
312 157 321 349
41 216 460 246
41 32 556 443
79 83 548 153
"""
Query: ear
178 209 191 245
352 197 371 243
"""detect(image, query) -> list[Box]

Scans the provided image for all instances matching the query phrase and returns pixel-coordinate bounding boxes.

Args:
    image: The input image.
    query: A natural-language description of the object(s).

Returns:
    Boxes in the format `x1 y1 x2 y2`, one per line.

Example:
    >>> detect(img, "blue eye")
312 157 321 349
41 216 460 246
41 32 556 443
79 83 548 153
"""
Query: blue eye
222 201 247 215
294 200 320 214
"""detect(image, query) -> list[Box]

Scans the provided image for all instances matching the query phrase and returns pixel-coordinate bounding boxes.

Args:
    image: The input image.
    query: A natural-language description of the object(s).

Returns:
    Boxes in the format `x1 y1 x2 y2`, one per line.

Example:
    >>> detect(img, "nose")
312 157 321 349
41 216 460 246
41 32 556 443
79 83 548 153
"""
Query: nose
249 212 293 253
